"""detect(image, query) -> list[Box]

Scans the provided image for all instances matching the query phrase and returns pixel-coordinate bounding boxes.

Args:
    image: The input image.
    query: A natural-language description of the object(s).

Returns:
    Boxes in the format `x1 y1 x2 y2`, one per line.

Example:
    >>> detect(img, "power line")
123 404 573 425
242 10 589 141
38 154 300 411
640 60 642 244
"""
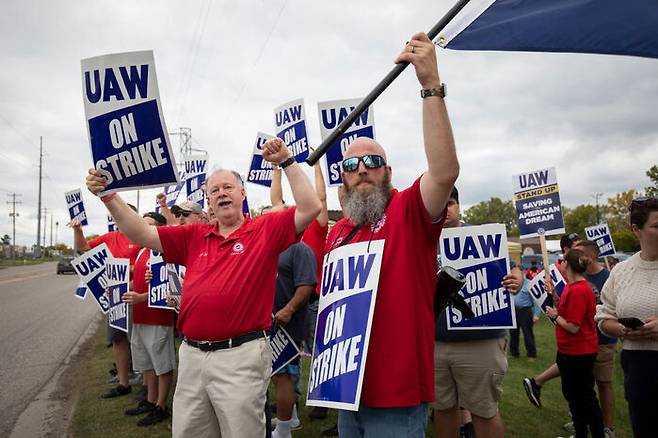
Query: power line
6 192 22 259
174 0 215 125
225 0 288 126
0 113 39 150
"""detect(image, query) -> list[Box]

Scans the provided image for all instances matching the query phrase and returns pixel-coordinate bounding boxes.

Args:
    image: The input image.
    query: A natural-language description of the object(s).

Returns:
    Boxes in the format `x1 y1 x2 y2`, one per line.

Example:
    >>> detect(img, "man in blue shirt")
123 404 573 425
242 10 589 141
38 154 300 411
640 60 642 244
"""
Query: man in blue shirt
509 277 541 360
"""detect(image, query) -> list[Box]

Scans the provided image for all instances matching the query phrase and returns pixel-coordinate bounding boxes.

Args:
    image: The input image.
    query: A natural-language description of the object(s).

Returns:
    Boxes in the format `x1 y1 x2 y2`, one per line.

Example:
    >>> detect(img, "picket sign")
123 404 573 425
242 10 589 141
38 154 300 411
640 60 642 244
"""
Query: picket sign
81 50 179 194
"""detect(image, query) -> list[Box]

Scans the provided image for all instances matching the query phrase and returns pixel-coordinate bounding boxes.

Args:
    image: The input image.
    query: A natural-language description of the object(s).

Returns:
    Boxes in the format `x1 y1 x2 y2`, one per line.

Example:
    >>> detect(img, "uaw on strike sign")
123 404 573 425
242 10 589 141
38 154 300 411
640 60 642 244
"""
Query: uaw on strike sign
318 98 375 187
307 240 384 411
440 224 516 330
246 132 275 187
81 51 179 194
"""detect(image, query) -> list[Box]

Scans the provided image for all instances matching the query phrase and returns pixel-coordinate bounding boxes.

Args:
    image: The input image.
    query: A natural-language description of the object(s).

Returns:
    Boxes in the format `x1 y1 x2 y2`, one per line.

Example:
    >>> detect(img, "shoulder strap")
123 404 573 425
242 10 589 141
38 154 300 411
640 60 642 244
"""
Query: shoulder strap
338 224 364 248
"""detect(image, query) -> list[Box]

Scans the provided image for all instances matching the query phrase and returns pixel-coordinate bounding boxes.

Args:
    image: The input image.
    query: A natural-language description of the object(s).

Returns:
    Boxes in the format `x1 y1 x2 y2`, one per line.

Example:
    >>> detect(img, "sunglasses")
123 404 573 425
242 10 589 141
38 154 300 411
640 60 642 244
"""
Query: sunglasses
629 196 658 210
174 211 194 218
567 232 580 240
341 155 386 173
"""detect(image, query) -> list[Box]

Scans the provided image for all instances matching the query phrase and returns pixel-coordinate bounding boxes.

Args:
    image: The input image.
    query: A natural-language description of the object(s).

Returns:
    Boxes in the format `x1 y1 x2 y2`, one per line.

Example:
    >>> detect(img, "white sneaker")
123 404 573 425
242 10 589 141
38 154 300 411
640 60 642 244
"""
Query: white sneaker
271 429 292 438
563 421 574 433
604 427 615 438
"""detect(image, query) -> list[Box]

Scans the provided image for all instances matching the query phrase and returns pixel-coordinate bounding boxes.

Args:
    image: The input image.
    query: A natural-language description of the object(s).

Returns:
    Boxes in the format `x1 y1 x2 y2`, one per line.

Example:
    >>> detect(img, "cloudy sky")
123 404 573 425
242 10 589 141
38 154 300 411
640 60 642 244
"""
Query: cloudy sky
1 0 657 248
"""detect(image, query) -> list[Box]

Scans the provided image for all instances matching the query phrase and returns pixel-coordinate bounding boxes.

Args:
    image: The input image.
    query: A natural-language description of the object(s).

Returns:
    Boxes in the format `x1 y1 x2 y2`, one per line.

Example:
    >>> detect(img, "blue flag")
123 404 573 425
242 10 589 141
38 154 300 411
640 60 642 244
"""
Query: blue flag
438 0 658 59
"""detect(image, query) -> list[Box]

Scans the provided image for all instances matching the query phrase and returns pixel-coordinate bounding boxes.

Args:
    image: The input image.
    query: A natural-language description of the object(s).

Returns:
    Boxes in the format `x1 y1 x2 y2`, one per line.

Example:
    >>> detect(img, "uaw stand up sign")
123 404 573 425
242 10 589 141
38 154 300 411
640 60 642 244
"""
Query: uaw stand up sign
81 51 179 194
512 167 565 239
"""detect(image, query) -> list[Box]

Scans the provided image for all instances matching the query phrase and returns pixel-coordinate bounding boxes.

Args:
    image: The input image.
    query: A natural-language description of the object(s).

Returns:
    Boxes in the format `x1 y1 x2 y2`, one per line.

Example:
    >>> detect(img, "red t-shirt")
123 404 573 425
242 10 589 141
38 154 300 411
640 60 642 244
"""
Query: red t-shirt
131 249 174 326
157 208 299 341
324 177 445 408
302 219 329 295
88 231 141 265
556 280 598 355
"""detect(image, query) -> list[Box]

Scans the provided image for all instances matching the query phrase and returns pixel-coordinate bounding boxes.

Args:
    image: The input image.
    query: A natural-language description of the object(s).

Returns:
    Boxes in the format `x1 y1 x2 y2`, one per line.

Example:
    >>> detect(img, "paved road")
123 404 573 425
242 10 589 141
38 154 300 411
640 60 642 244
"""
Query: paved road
0 262 98 436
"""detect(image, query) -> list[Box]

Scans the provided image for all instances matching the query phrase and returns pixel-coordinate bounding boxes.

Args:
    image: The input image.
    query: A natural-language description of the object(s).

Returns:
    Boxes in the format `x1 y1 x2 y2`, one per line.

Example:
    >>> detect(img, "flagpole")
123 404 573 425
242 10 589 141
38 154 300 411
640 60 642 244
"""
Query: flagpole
306 0 472 166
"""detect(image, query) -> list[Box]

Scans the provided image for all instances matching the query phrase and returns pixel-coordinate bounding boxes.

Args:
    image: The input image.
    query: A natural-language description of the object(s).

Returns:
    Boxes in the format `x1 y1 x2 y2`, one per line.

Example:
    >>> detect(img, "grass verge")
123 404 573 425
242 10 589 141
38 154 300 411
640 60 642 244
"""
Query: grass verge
71 318 632 437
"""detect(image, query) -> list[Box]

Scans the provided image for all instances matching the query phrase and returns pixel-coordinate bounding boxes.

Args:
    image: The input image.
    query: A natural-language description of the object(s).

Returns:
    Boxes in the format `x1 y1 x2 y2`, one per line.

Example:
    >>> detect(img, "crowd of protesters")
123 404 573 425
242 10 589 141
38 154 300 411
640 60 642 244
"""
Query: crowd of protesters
69 31 657 438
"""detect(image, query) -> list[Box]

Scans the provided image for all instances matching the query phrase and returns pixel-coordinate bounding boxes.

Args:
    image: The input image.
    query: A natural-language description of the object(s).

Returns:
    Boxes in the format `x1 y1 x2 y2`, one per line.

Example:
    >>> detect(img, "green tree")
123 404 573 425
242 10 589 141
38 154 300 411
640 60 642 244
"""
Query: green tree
463 197 519 236
605 190 638 233
605 190 640 252
645 165 658 197
562 204 599 238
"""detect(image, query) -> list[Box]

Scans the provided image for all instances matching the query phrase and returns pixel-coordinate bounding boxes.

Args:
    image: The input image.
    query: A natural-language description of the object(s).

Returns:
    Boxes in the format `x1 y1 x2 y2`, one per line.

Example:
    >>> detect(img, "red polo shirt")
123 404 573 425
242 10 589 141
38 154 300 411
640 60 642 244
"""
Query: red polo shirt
302 219 328 295
157 208 299 341
132 249 174 326
556 280 598 355
324 177 445 408
88 231 141 265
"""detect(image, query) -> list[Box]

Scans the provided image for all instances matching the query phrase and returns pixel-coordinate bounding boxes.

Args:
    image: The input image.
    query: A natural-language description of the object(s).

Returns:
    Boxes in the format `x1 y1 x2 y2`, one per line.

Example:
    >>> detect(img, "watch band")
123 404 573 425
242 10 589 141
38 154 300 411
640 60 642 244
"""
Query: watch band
420 83 447 99
279 156 296 169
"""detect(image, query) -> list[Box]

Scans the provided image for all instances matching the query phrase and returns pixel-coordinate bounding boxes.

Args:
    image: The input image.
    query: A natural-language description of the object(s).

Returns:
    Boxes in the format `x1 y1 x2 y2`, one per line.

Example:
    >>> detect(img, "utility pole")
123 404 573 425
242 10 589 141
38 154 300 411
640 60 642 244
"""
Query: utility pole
592 192 603 224
55 221 59 247
6 193 22 260
42 208 49 251
49 212 53 247
35 136 44 258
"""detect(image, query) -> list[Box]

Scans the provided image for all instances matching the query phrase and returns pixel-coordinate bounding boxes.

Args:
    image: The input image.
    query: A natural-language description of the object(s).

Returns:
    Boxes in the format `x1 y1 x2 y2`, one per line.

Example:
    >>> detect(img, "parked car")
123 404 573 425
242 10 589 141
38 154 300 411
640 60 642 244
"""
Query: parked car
57 256 75 274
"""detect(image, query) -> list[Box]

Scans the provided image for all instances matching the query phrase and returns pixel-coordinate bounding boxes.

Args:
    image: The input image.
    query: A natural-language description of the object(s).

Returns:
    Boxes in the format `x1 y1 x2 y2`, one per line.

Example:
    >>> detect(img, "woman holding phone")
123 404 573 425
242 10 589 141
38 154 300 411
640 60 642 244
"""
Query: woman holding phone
546 249 604 437
595 196 658 438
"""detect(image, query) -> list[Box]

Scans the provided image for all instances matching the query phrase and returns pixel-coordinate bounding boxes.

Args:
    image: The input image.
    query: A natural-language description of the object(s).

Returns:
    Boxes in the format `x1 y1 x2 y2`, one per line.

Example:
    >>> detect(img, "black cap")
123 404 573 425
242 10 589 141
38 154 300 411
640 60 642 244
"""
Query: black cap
560 233 580 250
143 212 166 226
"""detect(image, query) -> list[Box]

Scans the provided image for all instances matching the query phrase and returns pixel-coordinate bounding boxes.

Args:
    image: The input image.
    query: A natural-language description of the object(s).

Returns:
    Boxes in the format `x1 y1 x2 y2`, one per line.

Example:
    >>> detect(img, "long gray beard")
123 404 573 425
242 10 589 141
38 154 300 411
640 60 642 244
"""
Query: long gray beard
343 185 391 227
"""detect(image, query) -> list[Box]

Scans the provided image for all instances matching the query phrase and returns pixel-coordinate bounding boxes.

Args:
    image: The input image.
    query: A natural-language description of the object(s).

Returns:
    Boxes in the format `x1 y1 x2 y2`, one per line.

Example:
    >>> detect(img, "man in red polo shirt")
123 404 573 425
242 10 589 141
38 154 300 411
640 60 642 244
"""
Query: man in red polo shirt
85 138 321 438
70 208 141 399
324 31 459 437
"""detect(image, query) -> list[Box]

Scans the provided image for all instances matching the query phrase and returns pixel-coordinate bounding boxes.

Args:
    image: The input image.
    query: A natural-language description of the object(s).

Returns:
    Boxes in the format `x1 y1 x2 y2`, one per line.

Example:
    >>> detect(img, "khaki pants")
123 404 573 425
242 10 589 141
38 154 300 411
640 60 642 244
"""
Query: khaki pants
434 338 508 418
173 338 271 438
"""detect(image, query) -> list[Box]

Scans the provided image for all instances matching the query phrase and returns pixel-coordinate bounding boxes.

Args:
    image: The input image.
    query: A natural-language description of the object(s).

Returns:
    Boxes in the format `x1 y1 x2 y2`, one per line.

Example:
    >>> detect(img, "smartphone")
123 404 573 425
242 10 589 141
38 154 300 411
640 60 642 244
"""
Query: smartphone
618 317 645 330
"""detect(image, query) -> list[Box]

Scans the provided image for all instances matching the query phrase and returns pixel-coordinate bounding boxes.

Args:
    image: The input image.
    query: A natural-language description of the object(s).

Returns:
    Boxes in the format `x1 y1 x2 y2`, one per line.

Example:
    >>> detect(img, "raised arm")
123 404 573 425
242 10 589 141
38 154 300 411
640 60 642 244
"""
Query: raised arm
86 169 163 252
396 32 459 221
270 167 284 208
69 219 90 253
156 192 177 225
261 138 321 234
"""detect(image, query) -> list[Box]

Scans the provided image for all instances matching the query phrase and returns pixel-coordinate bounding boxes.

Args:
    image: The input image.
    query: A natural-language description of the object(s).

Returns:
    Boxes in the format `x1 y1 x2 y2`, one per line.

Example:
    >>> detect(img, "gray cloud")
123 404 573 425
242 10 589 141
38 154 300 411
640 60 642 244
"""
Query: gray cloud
1 0 657 247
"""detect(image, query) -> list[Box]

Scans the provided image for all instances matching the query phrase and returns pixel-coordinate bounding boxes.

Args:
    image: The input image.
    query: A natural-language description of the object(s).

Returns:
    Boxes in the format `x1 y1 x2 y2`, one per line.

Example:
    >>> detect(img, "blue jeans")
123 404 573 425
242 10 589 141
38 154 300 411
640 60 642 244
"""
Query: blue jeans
338 403 427 438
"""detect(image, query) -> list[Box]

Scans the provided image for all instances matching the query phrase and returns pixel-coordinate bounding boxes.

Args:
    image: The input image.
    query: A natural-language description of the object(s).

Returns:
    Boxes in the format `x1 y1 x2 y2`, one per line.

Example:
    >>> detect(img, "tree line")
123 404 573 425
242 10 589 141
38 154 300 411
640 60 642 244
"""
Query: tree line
462 165 658 253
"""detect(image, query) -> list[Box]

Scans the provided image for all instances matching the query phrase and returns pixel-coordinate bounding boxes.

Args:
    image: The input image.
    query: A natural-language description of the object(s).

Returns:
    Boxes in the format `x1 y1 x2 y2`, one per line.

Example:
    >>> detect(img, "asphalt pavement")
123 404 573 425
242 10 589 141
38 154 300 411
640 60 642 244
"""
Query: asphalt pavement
0 262 98 436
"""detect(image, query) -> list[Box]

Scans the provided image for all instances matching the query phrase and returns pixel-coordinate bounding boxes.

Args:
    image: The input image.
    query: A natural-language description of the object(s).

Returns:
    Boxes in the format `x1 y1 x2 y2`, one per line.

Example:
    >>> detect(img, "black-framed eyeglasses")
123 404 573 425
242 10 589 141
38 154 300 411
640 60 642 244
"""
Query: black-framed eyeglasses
629 196 658 210
174 211 193 218
341 155 386 173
